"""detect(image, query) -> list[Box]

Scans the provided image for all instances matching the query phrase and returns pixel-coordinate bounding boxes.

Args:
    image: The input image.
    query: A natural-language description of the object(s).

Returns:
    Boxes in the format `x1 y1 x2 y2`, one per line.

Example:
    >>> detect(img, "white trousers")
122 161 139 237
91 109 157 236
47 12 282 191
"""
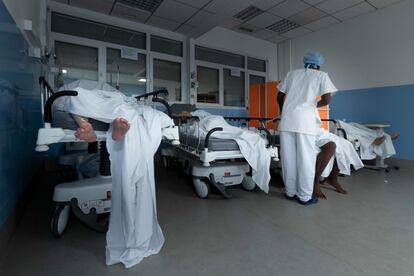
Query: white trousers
280 131 317 201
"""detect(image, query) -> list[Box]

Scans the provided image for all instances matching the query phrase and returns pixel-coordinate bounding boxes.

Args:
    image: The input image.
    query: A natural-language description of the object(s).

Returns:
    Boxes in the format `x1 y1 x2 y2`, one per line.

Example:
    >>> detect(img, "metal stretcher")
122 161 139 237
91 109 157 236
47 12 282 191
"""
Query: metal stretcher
161 113 279 199
35 77 179 237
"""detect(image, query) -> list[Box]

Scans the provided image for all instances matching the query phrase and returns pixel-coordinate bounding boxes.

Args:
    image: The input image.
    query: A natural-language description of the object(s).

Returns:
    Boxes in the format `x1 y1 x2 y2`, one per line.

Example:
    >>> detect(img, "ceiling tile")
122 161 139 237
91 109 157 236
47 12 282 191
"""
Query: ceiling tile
204 0 251 13
282 26 312 38
70 0 114 14
288 6 326 25
334 1 375 21
186 10 215 27
220 18 243 29
268 0 311 18
302 0 325 5
304 15 340 31
112 2 151 23
252 29 277 39
174 0 211 9
367 0 401 9
154 0 198 23
266 34 287 43
247 12 282 28
254 0 285 10
316 0 364 14
146 15 181 30
175 24 195 35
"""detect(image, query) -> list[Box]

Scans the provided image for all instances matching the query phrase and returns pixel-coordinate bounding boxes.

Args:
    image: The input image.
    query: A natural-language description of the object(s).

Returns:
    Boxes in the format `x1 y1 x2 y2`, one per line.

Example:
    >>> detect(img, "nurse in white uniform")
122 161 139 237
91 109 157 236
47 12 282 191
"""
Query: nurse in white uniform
277 52 338 205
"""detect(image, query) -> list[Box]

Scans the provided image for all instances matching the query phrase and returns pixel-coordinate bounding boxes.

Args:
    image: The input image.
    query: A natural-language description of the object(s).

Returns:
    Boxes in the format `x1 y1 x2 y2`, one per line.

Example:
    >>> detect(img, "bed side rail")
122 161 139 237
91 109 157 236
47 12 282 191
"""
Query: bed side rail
204 127 223 149
321 119 348 139
135 89 168 100
152 97 172 117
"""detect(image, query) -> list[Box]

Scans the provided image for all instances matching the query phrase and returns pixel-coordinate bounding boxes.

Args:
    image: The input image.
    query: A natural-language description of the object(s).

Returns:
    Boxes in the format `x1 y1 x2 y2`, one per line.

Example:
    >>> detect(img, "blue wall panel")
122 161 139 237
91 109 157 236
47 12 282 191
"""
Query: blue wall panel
0 1 42 228
330 85 414 160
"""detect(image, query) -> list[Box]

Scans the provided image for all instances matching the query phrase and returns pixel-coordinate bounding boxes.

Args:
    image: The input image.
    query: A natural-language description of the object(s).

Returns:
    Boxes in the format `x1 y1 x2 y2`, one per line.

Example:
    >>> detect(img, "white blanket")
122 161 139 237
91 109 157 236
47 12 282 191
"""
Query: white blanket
57 80 173 268
316 128 363 177
191 110 271 193
337 120 396 160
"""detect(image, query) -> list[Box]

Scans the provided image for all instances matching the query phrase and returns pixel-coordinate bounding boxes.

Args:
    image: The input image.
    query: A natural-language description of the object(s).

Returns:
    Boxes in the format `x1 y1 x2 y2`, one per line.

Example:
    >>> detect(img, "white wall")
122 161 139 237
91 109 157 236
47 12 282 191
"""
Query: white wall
279 0 414 91
196 27 278 81
3 0 47 47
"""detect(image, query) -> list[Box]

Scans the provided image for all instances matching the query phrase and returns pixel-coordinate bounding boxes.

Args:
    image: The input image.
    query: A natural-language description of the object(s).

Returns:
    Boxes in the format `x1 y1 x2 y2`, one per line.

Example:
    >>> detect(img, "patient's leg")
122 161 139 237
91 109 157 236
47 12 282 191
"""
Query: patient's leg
326 160 347 194
313 142 336 199
73 114 97 142
112 118 130 141
391 133 400 140
373 136 386 145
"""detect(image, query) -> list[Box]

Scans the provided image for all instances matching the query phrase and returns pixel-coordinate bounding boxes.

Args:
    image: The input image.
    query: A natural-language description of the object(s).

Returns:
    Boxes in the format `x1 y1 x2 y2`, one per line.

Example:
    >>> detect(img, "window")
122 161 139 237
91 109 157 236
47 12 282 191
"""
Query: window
151 35 183 57
54 41 98 87
51 12 146 49
248 57 266 72
153 59 181 102
195 46 244 68
197 66 219 104
106 48 146 96
223 69 245 107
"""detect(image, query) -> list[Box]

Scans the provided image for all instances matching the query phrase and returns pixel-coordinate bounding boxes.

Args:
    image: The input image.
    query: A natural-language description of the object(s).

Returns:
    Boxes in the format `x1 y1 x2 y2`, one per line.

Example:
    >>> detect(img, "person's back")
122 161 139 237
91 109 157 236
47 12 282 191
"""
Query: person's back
277 52 337 205
279 68 334 136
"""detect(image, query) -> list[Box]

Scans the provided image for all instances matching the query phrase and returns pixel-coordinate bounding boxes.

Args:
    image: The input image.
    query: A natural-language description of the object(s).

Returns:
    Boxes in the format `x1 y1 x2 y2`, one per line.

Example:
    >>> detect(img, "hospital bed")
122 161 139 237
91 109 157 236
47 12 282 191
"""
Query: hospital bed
35 77 179 237
161 108 278 199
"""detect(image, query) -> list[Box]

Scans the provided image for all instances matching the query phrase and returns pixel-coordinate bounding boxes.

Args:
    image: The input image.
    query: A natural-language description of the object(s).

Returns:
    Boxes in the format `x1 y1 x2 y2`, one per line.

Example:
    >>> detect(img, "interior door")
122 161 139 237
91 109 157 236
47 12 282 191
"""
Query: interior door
248 75 266 127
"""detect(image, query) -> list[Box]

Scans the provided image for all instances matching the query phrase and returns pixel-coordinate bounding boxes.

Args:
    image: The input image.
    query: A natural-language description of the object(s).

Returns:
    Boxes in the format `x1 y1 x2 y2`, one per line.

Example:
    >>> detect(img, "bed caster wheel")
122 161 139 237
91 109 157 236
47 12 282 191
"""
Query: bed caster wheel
51 205 70 238
241 176 256 191
162 156 169 169
193 178 210 199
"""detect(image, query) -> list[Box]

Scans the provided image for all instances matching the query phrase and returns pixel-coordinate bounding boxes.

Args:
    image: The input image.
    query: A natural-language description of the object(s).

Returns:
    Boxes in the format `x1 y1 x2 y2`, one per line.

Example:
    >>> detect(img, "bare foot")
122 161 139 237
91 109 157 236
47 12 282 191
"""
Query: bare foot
313 186 327 199
391 133 400 140
373 136 386 145
75 121 97 142
112 118 130 141
326 179 347 194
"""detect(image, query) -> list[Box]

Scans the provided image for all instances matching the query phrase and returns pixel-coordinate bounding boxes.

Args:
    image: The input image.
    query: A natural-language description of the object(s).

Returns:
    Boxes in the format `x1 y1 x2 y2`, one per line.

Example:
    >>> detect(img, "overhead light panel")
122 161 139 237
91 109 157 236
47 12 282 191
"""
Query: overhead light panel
266 19 300 34
234 6 264 22
138 78 147 82
117 0 164 13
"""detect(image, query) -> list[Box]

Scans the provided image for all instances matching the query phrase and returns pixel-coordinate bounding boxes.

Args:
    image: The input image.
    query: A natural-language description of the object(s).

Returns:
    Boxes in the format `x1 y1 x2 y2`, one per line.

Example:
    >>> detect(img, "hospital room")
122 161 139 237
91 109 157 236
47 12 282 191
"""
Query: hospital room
1 0 414 275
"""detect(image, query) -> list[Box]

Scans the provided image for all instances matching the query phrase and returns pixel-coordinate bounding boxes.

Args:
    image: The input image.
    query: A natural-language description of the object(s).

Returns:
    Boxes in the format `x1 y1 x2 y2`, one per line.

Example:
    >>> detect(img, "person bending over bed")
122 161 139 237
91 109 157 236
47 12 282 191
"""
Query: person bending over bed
313 127 364 199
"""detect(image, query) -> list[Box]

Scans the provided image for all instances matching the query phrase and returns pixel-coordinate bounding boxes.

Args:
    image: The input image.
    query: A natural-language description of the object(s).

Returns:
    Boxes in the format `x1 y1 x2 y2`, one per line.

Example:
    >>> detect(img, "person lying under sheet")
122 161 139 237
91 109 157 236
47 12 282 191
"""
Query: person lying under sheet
54 80 173 268
337 120 399 160
313 127 364 199
174 108 272 194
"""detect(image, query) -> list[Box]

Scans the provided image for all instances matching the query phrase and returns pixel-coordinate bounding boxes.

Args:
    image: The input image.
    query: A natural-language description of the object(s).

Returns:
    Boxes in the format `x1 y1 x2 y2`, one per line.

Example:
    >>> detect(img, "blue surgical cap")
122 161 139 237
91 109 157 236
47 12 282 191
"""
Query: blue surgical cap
303 52 325 67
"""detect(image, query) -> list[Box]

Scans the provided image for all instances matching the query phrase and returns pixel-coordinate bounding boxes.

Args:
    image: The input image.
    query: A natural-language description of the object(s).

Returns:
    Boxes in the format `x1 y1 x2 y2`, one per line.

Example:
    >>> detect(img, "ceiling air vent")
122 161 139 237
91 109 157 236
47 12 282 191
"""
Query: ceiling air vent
117 0 164 13
234 6 264 22
238 26 254 33
266 19 300 34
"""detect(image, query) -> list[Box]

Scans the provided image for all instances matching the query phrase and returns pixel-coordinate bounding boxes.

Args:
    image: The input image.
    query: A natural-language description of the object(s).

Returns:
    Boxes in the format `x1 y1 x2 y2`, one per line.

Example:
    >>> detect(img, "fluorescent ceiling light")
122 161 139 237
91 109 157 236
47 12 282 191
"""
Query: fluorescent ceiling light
138 78 147 82
62 68 68 74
